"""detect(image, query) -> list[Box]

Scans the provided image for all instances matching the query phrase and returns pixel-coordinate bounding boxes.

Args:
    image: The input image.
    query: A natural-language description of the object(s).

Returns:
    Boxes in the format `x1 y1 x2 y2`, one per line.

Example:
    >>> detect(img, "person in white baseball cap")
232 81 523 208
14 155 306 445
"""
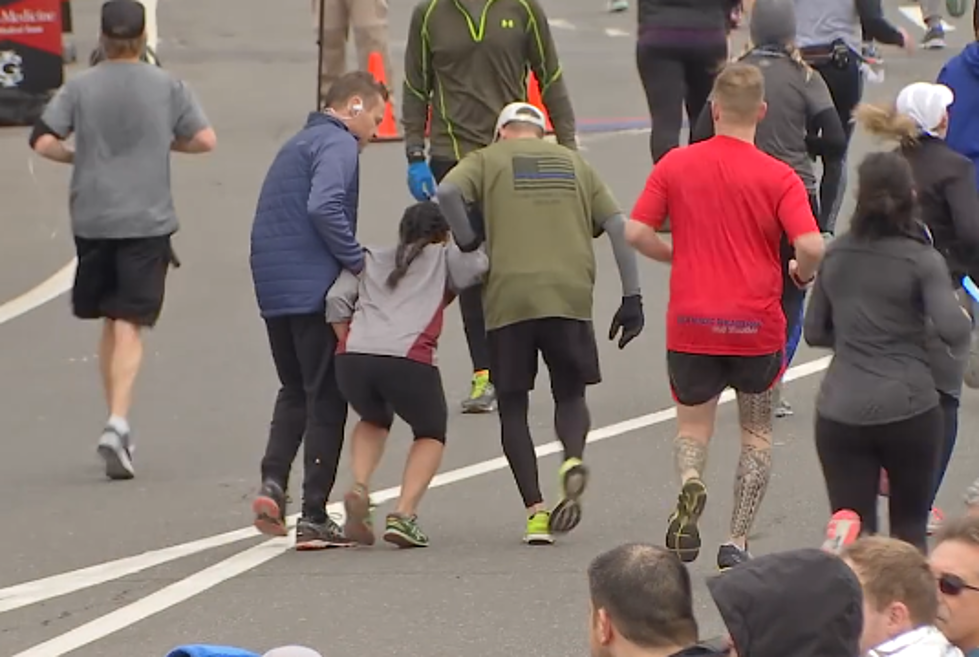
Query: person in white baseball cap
856 82 979 539
493 102 548 141
436 95 645 546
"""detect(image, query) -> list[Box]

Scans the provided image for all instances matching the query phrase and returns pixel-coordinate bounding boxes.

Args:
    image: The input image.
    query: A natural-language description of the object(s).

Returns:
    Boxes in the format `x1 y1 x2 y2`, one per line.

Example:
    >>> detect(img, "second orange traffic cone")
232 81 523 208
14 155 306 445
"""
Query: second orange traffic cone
526 71 554 133
368 51 401 142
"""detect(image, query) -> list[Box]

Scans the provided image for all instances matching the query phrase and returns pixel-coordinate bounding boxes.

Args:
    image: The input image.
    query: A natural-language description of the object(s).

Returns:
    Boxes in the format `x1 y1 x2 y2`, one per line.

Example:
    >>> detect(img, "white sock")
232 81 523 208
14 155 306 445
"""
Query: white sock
108 415 130 435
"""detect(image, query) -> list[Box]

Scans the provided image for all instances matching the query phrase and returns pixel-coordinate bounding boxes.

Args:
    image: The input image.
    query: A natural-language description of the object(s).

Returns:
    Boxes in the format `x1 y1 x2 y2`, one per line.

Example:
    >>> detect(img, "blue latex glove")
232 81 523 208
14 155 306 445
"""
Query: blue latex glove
407 160 436 201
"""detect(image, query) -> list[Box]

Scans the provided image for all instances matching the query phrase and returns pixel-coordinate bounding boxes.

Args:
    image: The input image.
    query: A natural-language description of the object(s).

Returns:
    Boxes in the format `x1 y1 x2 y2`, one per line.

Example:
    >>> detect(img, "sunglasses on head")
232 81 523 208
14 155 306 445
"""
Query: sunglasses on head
939 573 979 596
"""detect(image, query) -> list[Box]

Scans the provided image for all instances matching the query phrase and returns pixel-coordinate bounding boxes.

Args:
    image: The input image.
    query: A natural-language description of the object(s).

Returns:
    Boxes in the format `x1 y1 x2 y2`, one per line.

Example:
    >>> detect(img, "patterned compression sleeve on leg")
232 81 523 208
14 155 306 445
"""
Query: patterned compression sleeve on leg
731 390 775 540
673 435 708 484
731 443 773 540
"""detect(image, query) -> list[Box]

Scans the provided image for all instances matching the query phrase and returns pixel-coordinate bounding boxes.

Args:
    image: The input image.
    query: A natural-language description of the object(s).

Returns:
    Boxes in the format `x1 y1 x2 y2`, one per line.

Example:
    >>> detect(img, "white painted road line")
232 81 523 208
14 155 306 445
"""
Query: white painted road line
0 260 75 327
9 354 832 656
898 5 956 31
604 28 630 38
547 18 577 30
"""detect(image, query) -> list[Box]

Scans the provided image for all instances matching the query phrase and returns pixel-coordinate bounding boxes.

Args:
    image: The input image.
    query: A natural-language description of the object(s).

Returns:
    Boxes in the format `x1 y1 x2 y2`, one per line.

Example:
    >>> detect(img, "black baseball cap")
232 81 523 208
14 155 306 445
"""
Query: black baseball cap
101 0 146 39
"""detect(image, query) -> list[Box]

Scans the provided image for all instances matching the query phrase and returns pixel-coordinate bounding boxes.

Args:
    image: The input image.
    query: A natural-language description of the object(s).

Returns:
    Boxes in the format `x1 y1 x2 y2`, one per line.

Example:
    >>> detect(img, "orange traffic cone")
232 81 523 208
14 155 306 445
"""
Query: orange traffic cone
367 51 401 142
526 71 554 133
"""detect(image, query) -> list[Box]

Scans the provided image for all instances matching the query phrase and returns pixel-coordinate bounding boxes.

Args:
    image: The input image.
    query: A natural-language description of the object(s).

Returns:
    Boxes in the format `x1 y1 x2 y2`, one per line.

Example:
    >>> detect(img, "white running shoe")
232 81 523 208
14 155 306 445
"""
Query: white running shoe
97 426 135 481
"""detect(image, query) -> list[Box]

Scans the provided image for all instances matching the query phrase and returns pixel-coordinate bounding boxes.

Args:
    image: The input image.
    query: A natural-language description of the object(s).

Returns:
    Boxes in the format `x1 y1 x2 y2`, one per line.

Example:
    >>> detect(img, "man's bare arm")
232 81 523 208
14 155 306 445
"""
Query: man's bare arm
32 134 74 164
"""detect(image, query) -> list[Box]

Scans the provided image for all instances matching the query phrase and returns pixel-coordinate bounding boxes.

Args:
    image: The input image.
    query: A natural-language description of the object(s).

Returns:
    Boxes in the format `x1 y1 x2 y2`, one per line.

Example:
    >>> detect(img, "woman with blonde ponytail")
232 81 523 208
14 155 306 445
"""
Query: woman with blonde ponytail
856 82 979 537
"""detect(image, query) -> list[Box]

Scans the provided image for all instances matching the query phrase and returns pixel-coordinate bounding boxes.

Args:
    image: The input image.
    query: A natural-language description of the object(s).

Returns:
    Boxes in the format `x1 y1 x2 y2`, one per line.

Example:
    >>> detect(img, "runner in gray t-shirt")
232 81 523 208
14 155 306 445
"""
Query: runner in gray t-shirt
29 0 216 481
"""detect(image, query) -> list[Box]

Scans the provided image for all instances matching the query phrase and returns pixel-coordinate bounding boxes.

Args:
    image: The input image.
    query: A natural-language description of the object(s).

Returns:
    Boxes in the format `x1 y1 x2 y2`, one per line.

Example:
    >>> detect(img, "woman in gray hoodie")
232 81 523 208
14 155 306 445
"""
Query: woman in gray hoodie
804 151 971 552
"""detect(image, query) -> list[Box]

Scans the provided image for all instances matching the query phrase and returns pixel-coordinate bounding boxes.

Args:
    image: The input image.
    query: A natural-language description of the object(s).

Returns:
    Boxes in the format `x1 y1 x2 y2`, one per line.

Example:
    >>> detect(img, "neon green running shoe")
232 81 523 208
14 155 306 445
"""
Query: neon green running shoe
524 510 554 545
549 457 589 534
665 478 709 563
461 370 497 414
383 513 429 548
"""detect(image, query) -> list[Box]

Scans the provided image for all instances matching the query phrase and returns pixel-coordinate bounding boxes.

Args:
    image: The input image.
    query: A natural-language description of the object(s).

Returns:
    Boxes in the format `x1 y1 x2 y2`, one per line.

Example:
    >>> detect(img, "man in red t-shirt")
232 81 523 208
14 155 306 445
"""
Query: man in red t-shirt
625 62 825 571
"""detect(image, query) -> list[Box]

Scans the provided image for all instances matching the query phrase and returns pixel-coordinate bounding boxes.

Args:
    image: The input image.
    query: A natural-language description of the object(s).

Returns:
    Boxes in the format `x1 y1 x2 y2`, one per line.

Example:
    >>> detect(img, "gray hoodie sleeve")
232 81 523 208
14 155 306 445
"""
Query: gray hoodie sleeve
921 248 972 350
446 243 489 293
325 270 360 323
600 214 642 297
804 272 834 349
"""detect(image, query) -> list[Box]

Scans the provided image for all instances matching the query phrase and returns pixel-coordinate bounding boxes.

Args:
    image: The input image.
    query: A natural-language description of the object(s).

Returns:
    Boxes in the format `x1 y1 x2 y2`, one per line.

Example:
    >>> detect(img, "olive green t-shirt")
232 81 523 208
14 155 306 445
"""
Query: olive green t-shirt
442 138 620 331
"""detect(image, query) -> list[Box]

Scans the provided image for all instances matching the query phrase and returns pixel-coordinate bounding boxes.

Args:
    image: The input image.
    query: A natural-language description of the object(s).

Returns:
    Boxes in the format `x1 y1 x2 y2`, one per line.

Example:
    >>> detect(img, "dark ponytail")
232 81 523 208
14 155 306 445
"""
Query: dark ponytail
849 151 918 241
386 201 450 288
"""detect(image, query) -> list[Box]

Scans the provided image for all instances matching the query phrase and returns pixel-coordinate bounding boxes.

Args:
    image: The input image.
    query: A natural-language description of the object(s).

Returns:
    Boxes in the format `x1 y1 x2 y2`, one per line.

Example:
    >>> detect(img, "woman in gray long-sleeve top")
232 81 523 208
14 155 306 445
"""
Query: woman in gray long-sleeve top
804 151 971 552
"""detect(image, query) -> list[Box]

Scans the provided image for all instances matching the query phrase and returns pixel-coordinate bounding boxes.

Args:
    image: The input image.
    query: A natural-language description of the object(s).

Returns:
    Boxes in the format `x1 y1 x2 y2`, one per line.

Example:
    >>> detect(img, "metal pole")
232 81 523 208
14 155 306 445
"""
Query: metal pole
316 0 326 110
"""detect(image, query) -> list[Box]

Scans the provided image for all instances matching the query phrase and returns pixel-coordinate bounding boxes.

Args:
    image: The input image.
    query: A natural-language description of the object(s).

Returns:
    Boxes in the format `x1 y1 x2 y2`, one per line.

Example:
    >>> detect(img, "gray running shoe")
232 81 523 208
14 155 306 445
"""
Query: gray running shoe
922 25 946 50
97 426 134 480
295 516 355 551
773 382 793 418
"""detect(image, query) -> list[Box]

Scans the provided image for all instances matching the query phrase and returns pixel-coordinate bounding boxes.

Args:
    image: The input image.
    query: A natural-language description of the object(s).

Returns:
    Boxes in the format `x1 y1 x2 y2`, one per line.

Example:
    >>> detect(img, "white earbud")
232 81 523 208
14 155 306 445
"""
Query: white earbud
351 102 364 115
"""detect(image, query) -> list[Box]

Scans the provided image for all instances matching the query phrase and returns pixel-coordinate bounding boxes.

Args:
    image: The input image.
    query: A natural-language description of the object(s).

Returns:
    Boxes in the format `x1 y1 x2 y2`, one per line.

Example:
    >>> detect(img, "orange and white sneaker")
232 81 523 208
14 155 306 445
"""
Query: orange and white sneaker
927 506 945 536
822 509 862 554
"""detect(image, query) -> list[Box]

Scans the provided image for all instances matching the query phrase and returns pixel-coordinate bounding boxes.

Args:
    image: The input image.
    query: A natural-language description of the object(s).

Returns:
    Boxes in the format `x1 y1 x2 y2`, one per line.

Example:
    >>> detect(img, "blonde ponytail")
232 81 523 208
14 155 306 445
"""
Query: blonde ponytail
854 103 920 145
738 42 814 81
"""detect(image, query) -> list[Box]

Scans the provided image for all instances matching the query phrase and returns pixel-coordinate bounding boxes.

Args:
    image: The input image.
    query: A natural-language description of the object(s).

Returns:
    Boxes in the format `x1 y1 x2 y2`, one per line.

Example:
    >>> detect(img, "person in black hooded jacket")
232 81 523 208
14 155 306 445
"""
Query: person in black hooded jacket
707 548 863 657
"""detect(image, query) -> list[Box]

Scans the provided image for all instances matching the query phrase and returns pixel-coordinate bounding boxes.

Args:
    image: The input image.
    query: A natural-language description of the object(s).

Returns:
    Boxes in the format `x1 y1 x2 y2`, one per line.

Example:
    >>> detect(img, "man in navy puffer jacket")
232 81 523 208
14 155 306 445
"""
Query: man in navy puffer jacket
249 70 389 550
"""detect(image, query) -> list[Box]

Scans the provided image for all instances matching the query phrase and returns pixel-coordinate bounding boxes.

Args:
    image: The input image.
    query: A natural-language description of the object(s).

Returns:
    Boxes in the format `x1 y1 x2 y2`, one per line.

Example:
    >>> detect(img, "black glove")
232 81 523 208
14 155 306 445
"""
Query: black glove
609 295 644 349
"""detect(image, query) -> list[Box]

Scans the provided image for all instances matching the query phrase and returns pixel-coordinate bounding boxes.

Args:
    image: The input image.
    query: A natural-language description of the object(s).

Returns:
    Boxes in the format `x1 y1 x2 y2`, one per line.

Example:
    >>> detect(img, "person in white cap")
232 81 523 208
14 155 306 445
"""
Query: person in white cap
856 81 979 538
435 102 645 546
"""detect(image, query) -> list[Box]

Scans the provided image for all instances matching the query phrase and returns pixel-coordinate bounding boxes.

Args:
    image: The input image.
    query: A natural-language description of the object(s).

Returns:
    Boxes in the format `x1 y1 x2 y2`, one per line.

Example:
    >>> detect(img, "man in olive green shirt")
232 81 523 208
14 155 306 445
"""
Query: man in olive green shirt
436 102 645 546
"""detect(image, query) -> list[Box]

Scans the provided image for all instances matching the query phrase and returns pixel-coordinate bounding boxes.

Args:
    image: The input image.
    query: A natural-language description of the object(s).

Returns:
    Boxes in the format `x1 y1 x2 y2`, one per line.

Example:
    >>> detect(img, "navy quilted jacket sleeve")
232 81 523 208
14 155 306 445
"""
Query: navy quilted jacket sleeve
249 113 364 319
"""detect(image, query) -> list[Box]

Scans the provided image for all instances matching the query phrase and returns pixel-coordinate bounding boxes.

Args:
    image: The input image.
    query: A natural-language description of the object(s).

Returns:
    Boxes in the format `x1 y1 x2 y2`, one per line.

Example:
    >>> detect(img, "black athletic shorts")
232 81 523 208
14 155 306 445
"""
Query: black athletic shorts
667 350 784 407
335 353 448 442
72 235 176 327
487 318 601 397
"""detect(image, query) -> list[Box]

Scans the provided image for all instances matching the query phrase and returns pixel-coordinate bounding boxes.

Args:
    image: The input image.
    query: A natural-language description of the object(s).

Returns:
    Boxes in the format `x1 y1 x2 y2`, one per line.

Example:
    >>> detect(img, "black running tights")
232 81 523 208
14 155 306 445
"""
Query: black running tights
815 407 942 552
636 41 728 163
811 57 862 234
498 390 590 508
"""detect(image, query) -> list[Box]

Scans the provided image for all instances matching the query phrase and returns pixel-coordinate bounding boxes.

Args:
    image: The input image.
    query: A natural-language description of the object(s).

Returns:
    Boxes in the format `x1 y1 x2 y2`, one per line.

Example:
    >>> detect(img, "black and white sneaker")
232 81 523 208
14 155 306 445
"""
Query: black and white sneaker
295 516 356 551
97 425 134 480
717 543 752 571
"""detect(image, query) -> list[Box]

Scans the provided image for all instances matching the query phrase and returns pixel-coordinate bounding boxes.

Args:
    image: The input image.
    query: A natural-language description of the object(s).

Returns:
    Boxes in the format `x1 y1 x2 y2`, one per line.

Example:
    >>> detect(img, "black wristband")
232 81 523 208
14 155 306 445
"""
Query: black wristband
407 149 426 164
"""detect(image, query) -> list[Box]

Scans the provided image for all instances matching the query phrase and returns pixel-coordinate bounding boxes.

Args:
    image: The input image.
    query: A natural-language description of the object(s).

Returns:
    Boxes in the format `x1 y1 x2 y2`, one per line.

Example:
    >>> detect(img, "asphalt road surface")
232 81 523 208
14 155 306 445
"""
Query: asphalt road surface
1 1 978 656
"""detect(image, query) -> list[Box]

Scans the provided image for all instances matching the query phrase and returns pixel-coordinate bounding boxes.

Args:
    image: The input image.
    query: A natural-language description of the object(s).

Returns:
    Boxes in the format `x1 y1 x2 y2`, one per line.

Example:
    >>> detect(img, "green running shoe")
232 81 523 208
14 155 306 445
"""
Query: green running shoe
524 510 554 545
550 457 589 534
383 513 429 548
462 370 497 414
665 478 708 563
